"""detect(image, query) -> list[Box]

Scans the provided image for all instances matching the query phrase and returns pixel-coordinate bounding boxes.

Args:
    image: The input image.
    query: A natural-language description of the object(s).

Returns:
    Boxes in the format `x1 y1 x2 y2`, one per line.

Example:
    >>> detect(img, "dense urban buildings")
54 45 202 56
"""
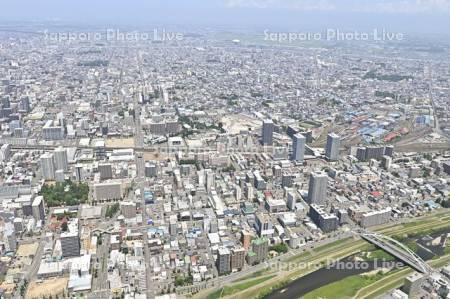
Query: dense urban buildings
0 16 449 299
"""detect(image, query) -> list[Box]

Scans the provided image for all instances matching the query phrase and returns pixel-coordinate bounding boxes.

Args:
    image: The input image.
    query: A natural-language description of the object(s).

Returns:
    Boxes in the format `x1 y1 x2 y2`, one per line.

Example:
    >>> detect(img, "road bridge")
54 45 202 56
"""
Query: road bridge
360 231 433 274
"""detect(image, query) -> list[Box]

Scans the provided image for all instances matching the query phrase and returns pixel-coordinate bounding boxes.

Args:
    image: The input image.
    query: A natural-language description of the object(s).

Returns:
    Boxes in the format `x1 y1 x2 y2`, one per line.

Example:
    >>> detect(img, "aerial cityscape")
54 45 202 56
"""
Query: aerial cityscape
0 1 450 299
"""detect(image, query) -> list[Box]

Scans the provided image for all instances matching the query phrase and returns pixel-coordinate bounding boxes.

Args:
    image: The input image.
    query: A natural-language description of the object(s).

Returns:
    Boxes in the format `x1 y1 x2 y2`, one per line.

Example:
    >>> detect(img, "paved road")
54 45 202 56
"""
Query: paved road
139 179 157 299
92 233 111 292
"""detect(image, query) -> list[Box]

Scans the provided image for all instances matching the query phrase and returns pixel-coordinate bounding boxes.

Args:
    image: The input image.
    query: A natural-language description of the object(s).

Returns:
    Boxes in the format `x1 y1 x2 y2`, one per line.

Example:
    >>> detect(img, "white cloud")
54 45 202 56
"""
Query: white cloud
223 0 450 13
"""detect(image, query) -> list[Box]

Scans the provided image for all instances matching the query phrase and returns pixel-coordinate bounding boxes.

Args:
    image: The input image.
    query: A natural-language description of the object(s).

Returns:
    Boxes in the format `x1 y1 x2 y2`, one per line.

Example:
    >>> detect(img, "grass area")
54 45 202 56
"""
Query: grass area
362 249 396 262
444 246 450 255
40 180 89 207
402 220 428 228
235 269 271 282
286 251 311 263
314 238 352 253
302 271 385 299
407 226 450 239
206 275 276 299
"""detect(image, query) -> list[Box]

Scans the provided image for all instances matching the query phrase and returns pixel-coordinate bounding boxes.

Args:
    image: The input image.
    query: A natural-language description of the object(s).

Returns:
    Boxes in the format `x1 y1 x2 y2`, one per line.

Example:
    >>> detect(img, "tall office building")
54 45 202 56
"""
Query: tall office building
42 120 64 140
217 247 231 275
241 230 253 250
381 156 392 170
120 201 137 218
0 143 11 162
60 232 80 257
19 96 31 112
32 196 45 223
205 169 215 192
231 247 246 271
53 147 68 171
384 145 394 157
40 153 55 180
75 164 84 182
251 237 269 264
99 163 113 180
261 119 274 146
325 133 340 161
291 133 306 162
309 204 339 232
145 162 157 177
307 171 328 205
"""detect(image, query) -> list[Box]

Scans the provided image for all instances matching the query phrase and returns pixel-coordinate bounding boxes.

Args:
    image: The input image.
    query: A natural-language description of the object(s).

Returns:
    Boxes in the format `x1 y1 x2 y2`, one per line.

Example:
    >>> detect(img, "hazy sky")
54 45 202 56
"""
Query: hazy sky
1 0 450 34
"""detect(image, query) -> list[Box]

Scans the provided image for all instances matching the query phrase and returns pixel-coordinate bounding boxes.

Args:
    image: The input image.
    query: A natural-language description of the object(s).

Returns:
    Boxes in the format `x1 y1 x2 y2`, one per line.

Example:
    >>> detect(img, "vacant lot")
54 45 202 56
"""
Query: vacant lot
106 137 135 148
17 243 38 258
26 278 68 299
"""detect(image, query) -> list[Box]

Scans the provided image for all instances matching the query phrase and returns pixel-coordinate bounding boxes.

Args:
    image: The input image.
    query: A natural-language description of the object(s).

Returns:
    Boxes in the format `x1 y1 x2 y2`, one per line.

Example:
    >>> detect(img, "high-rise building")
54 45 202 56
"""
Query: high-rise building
145 162 157 177
255 213 273 237
307 171 328 205
444 162 450 175
309 204 339 232
287 191 296 211
381 156 392 170
231 247 246 271
282 173 294 188
241 230 253 250
261 119 274 146
19 96 31 112
360 208 392 228
254 171 266 190
13 218 23 233
42 120 64 140
217 247 231 275
75 164 84 182
356 147 367 161
98 163 113 180
384 145 394 157
120 201 137 218
245 183 254 200
205 169 215 192
251 237 269 264
234 185 242 201
355 145 394 161
291 133 306 162
53 147 68 172
325 133 340 161
60 232 80 258
4 223 16 252
0 143 11 162
32 196 45 223
2 96 10 108
40 153 55 180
